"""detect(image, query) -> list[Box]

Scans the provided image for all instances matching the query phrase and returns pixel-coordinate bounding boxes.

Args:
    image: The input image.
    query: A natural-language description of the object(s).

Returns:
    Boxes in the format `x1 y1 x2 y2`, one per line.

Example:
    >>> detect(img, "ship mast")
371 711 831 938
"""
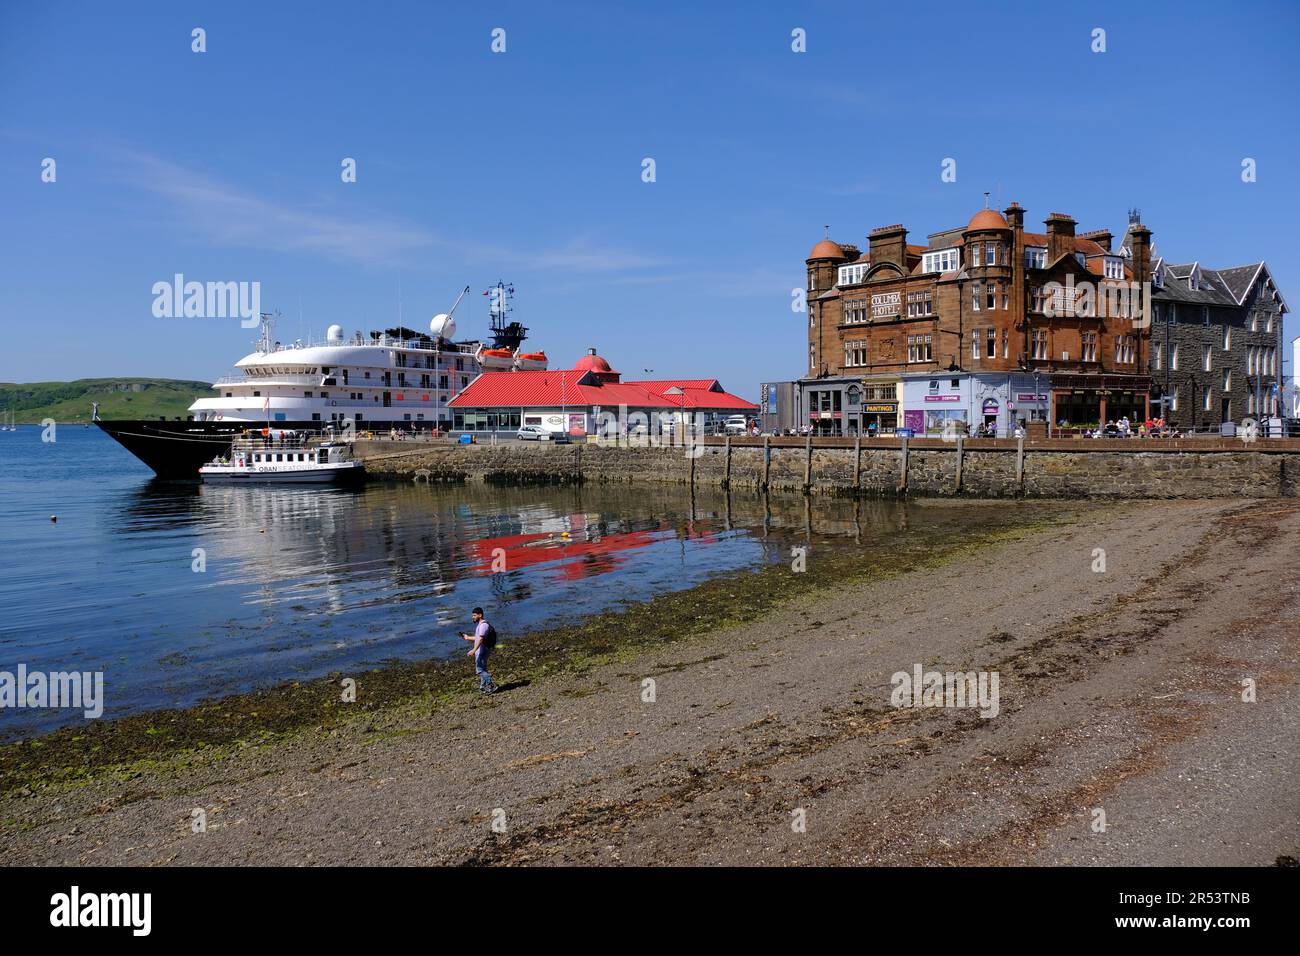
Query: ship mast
487 280 528 351
256 312 275 354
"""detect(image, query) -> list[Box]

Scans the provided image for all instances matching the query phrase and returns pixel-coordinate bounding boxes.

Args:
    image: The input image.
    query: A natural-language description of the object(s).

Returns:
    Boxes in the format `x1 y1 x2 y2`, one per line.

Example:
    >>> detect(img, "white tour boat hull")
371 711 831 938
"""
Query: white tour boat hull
199 463 365 484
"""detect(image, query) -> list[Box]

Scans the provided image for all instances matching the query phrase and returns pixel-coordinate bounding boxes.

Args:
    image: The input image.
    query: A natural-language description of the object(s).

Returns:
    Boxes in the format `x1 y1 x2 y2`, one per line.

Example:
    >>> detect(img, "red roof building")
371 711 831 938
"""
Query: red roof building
447 348 757 434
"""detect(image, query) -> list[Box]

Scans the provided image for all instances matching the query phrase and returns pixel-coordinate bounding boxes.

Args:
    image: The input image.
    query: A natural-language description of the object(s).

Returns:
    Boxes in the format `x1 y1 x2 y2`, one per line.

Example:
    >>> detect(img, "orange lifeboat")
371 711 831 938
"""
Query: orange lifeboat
476 347 515 371
514 351 548 371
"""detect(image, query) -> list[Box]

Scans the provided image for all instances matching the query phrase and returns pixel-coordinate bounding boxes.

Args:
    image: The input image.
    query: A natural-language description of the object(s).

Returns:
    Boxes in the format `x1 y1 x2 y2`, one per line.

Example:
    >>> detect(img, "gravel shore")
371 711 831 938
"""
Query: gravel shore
2 498 1296 866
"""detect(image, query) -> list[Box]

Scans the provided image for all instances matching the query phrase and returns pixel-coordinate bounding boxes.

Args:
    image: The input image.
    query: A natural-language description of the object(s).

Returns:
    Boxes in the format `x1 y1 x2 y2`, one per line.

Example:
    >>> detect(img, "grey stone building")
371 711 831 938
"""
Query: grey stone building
758 380 801 433
1128 223 1289 429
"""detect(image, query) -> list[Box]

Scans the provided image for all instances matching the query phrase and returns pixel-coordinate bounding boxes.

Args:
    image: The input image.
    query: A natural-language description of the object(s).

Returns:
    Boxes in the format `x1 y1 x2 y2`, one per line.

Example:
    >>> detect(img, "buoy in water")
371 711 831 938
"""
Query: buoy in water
50 515 58 523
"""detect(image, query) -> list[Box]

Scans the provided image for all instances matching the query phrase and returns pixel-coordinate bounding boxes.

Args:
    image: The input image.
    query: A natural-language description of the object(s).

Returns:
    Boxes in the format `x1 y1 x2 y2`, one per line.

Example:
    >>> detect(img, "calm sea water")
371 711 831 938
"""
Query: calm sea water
0 426 957 739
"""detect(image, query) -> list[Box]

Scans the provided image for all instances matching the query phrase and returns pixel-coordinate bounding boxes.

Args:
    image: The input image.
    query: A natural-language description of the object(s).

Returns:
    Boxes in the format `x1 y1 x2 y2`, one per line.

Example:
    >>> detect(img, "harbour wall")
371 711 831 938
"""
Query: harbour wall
353 436 1300 499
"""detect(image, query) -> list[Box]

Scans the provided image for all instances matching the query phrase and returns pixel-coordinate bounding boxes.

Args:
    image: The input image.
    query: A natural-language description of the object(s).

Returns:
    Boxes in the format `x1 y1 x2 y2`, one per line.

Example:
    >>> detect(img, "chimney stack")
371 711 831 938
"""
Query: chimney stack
1080 228 1113 252
1044 213 1076 265
867 224 908 270
1128 221 1153 286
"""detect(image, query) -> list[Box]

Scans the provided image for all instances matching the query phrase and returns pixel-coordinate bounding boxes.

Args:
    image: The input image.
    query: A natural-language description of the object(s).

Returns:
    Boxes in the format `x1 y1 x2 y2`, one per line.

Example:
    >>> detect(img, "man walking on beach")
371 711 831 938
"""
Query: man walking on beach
461 606 497 694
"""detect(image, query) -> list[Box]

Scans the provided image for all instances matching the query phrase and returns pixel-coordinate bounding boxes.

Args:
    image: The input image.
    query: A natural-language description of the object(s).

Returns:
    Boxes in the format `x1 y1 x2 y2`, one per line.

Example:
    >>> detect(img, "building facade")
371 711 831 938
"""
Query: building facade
802 204 1153 436
758 381 800 433
448 348 757 435
1139 240 1289 429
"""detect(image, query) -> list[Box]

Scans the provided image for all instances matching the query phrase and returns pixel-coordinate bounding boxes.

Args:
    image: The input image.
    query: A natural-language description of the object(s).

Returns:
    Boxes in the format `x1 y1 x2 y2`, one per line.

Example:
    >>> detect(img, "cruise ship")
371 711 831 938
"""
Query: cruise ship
97 282 546 479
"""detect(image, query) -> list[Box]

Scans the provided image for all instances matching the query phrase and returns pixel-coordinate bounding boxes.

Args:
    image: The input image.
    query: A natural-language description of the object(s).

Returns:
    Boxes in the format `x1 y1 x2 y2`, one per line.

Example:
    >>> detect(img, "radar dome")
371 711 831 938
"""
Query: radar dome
326 324 344 342
430 313 456 339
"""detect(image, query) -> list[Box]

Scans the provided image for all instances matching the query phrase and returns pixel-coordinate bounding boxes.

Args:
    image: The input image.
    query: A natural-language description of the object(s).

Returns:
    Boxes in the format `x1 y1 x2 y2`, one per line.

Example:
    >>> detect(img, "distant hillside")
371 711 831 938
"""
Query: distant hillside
0 378 212 423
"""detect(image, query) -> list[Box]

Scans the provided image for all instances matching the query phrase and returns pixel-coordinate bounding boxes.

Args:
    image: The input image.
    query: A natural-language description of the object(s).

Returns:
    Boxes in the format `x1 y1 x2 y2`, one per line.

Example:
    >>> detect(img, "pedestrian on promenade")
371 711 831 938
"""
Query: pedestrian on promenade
461 606 498 694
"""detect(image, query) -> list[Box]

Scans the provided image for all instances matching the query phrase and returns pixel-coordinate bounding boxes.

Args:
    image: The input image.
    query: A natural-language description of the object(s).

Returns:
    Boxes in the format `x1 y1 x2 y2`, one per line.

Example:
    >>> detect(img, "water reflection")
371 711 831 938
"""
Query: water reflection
2 427 953 737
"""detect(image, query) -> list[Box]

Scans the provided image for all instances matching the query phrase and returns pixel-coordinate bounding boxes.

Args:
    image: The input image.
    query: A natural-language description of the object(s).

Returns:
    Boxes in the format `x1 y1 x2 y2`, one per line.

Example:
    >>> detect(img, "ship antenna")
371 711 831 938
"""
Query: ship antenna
258 312 274 353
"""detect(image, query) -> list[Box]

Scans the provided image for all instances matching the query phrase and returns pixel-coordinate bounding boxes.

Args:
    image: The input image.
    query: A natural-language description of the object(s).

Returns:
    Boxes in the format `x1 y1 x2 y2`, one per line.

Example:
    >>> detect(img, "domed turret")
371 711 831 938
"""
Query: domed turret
966 208 1009 231
574 347 620 382
574 348 612 373
808 238 845 260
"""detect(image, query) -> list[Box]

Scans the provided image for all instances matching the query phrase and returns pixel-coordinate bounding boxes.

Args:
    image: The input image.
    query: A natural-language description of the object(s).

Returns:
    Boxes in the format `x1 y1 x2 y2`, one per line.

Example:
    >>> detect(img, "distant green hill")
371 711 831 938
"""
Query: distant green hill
0 378 212 423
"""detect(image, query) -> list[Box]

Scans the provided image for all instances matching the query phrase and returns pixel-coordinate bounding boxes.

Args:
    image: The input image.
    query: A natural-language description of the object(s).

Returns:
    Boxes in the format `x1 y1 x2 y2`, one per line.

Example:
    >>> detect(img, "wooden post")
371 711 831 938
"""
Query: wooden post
1016 434 1025 494
762 435 771 490
803 433 813 493
898 436 909 495
688 440 695 488
954 435 964 494
852 434 862 491
723 435 732 488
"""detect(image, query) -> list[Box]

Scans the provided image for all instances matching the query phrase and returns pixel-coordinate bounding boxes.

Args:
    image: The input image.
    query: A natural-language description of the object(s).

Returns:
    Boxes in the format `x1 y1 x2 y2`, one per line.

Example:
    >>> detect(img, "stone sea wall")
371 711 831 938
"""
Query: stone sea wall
354 436 1300 499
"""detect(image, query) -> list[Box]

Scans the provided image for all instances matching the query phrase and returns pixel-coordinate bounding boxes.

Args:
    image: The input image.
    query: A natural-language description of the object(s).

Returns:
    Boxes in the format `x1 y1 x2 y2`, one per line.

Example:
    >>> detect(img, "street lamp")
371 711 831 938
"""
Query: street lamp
663 385 686 443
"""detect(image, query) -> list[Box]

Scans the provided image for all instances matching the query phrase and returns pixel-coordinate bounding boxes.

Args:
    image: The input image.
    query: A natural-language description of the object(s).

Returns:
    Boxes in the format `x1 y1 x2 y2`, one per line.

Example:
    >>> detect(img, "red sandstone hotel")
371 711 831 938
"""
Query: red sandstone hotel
802 203 1154 436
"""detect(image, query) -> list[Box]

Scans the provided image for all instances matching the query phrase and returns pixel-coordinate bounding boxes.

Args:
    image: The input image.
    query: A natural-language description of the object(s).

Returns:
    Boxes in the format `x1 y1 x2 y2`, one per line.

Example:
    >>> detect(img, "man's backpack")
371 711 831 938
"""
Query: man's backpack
482 623 498 649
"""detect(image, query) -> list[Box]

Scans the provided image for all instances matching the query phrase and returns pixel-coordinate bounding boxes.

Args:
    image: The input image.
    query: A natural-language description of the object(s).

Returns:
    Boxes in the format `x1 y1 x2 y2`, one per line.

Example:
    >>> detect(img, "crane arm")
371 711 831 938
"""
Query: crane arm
446 285 471 319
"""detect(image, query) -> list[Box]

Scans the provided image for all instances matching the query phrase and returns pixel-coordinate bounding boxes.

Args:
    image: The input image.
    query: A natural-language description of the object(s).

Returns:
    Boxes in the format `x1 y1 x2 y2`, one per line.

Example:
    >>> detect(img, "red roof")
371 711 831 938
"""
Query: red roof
809 238 845 260
967 208 1009 231
449 370 757 411
574 351 613 373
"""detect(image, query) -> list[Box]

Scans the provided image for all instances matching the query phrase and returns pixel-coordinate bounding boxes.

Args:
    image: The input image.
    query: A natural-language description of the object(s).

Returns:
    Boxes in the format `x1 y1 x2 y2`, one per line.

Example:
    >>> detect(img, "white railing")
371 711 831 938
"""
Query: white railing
257 335 480 354
214 374 325 386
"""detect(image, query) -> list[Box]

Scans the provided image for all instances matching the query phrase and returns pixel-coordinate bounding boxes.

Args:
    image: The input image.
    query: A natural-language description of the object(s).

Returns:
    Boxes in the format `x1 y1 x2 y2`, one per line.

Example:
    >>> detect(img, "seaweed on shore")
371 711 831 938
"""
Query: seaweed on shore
0 501 1091 799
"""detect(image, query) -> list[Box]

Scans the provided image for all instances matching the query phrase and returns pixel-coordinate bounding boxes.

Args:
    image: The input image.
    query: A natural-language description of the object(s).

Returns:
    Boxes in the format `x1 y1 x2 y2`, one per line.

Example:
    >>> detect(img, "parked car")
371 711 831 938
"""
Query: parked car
517 424 548 440
723 415 749 436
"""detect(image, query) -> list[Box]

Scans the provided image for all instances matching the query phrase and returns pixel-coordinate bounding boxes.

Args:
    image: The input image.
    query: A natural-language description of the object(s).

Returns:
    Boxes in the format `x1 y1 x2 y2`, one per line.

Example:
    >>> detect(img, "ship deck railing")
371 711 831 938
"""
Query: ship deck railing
227 431 349 451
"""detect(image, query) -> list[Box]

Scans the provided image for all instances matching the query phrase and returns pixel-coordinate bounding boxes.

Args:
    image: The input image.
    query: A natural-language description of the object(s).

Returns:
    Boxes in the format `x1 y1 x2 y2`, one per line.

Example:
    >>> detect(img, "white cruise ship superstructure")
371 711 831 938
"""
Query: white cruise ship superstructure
97 282 547 478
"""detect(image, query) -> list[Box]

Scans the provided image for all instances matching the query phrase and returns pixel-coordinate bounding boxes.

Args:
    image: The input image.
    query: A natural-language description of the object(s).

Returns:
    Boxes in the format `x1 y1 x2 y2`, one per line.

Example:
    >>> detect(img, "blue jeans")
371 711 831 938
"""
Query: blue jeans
475 647 493 688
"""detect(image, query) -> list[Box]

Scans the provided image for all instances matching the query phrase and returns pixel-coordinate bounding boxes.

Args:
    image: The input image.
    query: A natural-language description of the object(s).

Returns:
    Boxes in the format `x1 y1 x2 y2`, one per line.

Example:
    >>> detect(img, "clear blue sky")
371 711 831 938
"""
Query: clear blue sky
3 0 1298 398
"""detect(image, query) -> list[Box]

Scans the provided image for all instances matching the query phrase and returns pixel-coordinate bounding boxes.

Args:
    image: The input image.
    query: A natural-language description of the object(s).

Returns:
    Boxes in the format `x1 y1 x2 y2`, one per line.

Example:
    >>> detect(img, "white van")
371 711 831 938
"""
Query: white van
723 415 749 436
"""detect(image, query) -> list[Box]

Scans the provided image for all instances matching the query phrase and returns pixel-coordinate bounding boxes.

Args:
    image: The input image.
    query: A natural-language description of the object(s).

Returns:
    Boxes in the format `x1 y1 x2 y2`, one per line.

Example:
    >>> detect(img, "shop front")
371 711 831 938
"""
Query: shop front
861 402 898 436
1049 374 1151 430
969 375 1049 437
800 377 858 435
902 374 970 437
857 378 899 436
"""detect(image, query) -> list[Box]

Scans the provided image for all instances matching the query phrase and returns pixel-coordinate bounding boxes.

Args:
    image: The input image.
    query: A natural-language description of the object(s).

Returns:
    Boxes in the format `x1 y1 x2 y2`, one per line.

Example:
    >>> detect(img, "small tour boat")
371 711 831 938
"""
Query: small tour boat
199 435 365 484
514 350 548 371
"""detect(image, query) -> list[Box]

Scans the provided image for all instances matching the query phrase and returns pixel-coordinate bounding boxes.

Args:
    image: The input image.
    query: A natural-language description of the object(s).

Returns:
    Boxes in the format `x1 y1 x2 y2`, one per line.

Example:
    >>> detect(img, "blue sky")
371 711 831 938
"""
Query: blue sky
2 0 1298 397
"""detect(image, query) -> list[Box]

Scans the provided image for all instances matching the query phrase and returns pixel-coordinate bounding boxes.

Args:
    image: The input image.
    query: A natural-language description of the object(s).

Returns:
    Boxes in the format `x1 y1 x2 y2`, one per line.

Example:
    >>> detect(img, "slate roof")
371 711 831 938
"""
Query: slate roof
1153 261 1263 306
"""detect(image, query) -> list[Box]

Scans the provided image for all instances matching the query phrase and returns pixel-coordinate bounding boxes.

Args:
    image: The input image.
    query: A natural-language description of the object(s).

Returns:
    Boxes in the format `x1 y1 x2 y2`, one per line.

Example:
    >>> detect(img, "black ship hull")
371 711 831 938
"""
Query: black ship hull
96 420 319 480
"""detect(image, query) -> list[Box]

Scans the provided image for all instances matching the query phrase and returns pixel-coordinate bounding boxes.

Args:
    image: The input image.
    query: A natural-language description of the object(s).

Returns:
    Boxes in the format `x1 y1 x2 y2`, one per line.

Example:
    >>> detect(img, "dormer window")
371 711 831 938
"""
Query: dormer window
921 248 959 273
1074 252 1087 268
1103 257 1123 280
837 264 867 286
1024 247 1046 269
